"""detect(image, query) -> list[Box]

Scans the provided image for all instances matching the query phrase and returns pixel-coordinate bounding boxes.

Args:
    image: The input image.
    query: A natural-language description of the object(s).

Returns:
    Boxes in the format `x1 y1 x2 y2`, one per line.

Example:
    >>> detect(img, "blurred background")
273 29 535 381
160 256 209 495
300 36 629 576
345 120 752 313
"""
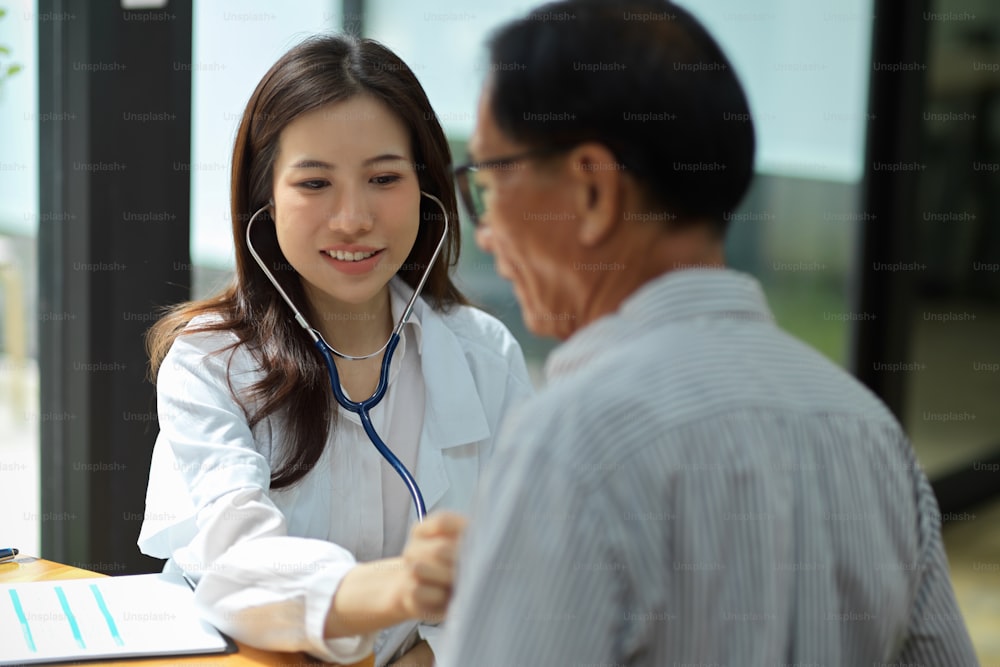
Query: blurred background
0 0 998 661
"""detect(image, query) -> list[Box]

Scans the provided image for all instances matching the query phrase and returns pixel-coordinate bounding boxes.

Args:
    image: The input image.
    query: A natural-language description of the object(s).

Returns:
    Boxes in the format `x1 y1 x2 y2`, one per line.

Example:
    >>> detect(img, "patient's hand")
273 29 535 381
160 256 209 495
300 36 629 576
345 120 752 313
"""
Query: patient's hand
325 511 468 639
397 511 467 623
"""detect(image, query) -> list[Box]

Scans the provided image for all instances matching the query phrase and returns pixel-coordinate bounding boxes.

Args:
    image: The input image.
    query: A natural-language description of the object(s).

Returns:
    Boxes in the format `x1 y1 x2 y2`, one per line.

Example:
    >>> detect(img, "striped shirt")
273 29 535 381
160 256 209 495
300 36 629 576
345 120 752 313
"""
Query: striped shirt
438 269 978 666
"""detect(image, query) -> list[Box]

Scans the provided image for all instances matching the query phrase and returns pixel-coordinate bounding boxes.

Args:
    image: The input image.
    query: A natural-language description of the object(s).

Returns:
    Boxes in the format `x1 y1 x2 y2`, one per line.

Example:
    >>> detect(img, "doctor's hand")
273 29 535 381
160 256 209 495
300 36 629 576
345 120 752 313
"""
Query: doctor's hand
397 510 467 622
324 511 467 639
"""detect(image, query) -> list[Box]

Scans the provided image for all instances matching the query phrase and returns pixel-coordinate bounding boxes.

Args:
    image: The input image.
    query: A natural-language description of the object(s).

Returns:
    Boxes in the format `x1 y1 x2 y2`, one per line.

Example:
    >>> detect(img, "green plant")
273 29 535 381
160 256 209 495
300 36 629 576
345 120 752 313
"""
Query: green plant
0 7 23 90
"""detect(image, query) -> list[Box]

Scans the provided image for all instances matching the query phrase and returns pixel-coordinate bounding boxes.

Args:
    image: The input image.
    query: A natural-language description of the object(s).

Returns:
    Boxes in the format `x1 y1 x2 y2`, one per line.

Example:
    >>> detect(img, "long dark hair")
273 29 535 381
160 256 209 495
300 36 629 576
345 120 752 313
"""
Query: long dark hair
148 35 465 488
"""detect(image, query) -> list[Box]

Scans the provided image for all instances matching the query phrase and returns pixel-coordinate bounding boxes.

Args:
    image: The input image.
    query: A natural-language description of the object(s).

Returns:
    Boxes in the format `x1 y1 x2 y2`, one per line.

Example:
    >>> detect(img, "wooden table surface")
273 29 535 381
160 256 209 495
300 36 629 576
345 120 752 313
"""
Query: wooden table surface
0 556 374 667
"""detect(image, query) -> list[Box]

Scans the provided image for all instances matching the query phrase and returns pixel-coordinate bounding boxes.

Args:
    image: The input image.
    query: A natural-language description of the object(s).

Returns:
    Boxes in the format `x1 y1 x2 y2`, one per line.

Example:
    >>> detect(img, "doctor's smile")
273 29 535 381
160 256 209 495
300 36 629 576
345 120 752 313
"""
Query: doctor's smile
272 95 422 309
320 244 387 275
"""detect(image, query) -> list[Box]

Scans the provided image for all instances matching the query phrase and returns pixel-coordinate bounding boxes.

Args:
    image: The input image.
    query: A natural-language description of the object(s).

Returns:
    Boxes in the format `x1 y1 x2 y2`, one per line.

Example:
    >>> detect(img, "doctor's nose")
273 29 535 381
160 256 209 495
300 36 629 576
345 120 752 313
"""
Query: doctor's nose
327 186 374 235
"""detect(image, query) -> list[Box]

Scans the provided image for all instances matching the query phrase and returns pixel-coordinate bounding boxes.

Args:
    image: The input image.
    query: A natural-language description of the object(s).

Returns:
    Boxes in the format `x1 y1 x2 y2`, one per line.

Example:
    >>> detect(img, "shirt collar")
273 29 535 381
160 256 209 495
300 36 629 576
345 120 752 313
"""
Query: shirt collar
389 277 424 355
545 268 774 380
335 278 423 424
335 276 492 481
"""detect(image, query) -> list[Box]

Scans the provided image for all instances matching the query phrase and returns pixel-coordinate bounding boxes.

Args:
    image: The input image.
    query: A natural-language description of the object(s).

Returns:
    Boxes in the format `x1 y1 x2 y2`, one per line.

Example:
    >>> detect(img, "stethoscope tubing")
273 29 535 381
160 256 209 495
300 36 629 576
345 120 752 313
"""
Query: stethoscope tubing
315 332 427 520
245 191 449 523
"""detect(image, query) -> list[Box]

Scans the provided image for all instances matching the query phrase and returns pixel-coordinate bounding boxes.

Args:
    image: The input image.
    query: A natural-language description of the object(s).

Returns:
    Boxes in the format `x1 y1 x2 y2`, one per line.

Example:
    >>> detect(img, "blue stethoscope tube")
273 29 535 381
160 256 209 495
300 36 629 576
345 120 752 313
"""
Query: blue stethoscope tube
314 333 426 520
245 191 451 523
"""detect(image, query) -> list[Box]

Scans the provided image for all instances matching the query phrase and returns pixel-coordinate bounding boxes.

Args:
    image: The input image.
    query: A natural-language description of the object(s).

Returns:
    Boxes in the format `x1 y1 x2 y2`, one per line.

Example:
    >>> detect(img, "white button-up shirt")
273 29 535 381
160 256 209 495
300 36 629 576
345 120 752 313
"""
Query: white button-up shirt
138 279 534 665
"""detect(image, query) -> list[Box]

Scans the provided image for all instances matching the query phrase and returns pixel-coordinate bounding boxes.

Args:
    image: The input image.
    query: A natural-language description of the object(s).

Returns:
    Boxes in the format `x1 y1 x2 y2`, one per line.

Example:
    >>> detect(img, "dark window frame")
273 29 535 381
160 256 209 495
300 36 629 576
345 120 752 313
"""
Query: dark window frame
855 0 1000 515
38 0 193 573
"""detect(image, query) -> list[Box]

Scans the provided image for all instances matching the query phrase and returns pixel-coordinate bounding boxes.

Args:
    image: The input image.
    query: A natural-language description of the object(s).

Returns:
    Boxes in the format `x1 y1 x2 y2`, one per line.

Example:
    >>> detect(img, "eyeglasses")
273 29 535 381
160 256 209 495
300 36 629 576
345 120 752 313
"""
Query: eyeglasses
453 146 569 226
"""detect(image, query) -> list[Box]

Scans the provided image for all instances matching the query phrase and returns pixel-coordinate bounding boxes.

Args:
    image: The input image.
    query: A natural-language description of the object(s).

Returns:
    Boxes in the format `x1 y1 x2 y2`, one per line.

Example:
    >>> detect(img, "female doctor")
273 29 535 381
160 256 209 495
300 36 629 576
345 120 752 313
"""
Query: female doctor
138 35 533 667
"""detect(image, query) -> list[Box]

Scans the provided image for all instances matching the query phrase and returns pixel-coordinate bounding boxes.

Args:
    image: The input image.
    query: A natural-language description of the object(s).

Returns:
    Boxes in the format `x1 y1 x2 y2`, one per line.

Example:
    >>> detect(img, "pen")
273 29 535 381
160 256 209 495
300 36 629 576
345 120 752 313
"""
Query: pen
0 547 19 563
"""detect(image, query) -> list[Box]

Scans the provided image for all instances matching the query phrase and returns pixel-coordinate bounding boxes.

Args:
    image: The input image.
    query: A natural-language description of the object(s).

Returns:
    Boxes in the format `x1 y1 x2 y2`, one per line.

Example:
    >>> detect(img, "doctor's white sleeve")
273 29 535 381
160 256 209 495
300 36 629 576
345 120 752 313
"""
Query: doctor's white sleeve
138 331 374 664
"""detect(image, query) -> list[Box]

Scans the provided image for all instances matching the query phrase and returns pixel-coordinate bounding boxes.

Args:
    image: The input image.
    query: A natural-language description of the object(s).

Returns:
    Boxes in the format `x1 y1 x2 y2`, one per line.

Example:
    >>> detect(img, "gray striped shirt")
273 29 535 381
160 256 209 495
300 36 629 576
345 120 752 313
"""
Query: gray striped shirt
439 269 978 667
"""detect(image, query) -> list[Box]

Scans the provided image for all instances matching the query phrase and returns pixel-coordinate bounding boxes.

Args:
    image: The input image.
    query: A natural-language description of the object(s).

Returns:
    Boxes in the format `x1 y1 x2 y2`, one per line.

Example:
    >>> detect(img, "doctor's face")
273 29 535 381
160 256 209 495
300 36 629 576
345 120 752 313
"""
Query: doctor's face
467 88 582 340
271 95 421 314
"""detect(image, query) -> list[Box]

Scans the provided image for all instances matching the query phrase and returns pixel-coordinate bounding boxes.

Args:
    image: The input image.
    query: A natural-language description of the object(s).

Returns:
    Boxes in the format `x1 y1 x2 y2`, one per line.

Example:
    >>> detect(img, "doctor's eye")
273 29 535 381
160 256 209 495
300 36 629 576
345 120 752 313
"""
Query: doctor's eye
297 180 329 191
371 174 402 186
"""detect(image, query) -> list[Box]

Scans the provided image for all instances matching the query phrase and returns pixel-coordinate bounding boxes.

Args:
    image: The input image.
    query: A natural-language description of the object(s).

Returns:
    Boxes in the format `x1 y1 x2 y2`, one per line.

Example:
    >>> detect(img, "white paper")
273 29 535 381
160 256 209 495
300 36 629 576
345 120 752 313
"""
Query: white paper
0 572 230 665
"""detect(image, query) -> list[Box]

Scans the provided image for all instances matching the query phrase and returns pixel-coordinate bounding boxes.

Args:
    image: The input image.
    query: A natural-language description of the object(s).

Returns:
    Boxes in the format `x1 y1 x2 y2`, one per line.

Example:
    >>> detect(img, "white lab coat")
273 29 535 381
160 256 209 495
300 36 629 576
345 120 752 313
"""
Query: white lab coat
138 280 534 665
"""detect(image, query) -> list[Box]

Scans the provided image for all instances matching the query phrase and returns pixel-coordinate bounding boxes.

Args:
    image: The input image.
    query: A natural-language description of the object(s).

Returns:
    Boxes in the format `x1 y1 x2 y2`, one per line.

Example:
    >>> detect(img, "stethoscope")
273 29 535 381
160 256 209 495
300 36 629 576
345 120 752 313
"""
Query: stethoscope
244 192 450 522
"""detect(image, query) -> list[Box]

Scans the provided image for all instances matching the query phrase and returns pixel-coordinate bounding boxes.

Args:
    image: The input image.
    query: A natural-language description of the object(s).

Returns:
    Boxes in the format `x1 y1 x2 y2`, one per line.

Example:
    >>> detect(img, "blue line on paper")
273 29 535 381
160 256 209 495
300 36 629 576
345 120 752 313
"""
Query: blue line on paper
89 584 124 646
54 585 86 649
8 589 37 652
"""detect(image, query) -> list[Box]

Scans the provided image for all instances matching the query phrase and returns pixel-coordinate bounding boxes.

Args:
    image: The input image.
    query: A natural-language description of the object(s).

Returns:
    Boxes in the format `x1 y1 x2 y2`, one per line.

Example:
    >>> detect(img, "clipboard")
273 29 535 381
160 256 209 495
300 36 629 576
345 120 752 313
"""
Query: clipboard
0 571 235 665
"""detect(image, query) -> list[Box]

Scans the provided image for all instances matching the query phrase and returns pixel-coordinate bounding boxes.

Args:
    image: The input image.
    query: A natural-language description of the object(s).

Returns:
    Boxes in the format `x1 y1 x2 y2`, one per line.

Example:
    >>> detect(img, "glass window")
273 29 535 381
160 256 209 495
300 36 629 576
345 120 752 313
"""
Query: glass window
189 0 344 294
367 0 875 372
0 1 37 237
0 0 40 558
677 0 874 367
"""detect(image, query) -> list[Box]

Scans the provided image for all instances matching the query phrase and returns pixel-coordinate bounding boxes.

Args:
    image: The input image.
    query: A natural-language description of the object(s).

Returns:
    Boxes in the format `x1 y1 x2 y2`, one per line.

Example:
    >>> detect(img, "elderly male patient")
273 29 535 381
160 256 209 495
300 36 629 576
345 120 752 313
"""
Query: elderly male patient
438 1 978 665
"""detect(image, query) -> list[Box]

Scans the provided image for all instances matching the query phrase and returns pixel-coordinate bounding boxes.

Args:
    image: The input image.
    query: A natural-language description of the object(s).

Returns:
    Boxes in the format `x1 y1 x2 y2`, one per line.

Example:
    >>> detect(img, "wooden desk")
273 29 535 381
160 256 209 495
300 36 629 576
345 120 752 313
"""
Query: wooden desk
0 556 374 667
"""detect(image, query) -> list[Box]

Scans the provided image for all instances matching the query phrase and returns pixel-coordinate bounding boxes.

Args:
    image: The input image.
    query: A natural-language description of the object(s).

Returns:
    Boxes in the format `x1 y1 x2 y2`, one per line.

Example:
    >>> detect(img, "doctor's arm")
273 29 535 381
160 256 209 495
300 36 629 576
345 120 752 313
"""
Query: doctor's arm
142 334 381 662
325 511 467 637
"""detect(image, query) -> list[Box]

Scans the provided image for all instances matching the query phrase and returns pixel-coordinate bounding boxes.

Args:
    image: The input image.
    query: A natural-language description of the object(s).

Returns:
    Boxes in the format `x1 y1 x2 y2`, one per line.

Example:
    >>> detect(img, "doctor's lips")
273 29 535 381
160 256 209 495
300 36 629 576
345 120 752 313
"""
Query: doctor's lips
321 244 386 275
321 244 385 262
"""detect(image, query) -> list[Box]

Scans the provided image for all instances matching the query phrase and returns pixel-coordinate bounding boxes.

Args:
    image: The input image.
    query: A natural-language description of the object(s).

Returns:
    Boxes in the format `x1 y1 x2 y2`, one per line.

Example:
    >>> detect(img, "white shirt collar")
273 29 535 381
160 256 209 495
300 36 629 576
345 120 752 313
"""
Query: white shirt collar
333 276 491 452
334 279 422 424
388 277 423 355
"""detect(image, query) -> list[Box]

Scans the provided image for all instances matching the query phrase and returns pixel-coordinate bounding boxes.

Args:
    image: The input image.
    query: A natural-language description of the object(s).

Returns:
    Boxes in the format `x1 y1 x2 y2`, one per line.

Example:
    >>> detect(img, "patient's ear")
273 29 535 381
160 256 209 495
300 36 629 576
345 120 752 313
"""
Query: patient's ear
567 143 623 247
